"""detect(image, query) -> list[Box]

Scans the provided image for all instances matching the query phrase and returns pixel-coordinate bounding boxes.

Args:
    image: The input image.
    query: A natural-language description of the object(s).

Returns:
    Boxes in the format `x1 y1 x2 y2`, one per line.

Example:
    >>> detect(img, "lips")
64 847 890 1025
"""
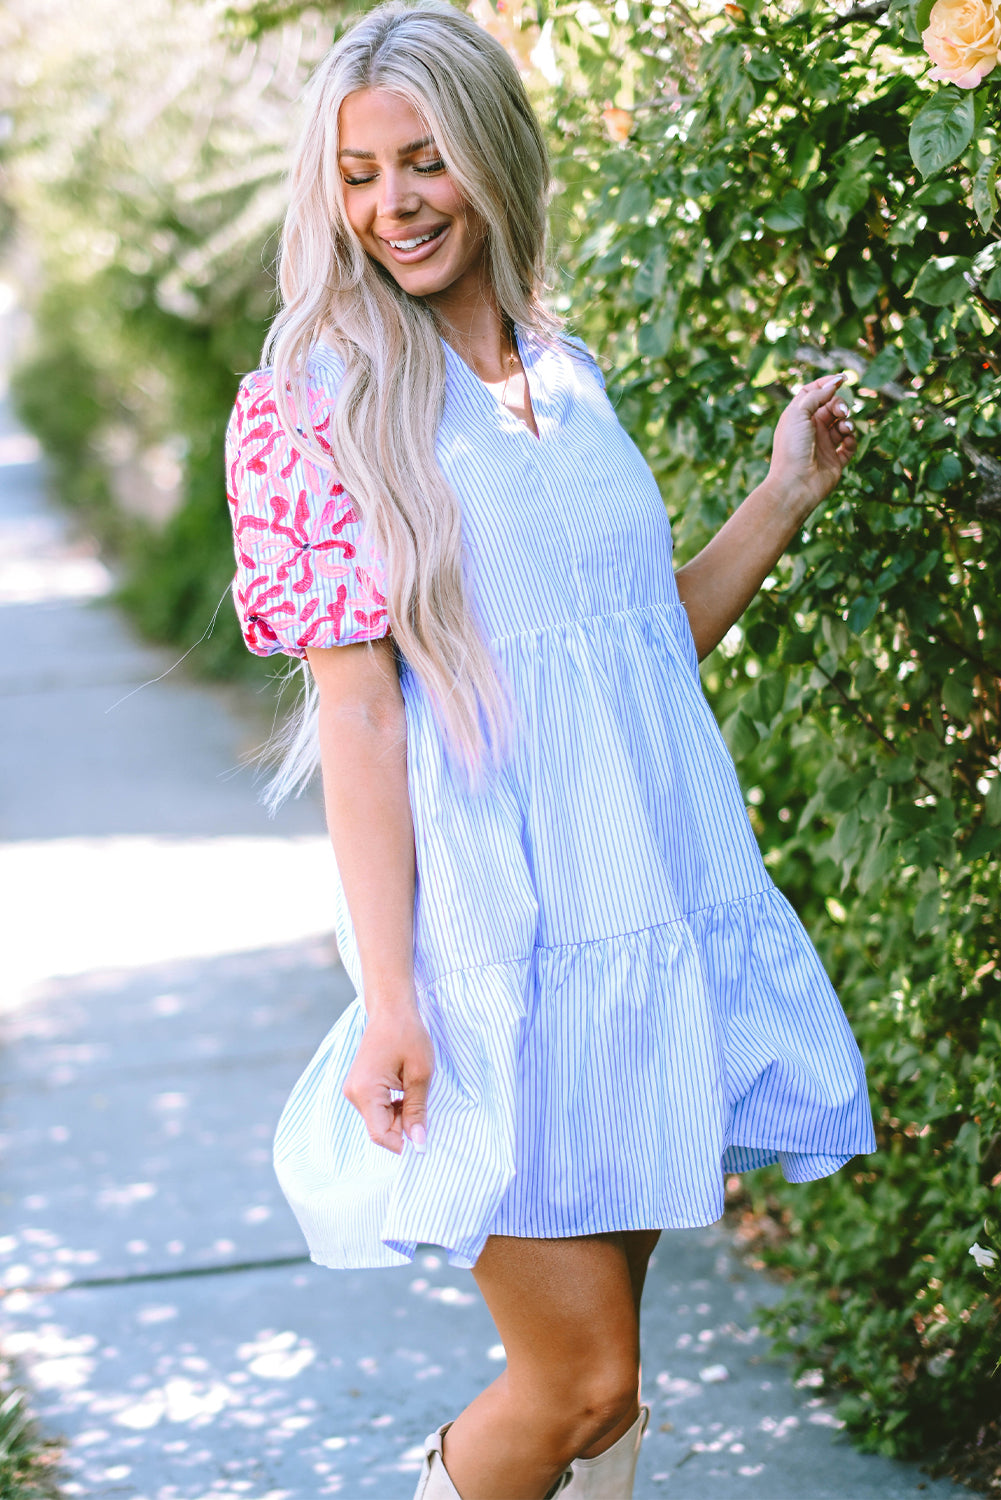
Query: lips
379 223 449 263
385 226 444 249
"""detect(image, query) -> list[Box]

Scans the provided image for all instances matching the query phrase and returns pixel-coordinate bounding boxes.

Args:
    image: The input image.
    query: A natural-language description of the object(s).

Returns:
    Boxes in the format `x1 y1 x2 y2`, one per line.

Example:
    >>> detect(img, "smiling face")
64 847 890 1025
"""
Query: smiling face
337 88 488 308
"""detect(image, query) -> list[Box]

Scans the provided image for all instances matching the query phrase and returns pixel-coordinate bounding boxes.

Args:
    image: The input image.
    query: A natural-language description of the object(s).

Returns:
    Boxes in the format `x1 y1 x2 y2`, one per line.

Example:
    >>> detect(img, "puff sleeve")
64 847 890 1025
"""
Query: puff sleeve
224 366 390 658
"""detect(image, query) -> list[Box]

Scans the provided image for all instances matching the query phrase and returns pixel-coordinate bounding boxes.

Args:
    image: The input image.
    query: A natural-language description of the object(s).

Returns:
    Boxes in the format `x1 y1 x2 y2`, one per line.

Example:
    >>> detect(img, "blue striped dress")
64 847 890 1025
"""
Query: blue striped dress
225 327 876 1270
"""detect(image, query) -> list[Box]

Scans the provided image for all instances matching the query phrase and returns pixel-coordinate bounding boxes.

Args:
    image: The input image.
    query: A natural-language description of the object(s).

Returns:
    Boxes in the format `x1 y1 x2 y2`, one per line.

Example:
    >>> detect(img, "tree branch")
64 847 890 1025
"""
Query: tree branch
795 345 1001 520
964 272 1001 326
828 0 892 28
795 344 910 402
961 438 1001 520
814 663 943 799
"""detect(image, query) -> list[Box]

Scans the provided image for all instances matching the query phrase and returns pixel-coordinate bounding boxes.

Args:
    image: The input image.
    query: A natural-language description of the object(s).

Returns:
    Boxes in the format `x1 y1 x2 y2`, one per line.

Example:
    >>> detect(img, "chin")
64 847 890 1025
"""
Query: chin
385 264 458 298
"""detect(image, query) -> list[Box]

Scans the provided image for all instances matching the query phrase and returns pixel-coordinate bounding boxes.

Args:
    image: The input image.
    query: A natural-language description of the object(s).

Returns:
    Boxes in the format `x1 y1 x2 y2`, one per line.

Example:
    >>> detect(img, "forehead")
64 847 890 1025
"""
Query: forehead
337 88 434 154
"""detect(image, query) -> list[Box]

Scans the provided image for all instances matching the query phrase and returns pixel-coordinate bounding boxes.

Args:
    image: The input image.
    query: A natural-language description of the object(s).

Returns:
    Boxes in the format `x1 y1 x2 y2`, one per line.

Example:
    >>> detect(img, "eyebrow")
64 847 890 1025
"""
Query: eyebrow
338 136 436 161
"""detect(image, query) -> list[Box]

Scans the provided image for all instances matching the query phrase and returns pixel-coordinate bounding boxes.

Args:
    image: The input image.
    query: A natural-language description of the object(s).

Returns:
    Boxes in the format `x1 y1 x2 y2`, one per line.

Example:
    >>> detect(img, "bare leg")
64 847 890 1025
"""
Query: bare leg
623 1227 661 1314
575 1228 661 1461
440 1230 660 1500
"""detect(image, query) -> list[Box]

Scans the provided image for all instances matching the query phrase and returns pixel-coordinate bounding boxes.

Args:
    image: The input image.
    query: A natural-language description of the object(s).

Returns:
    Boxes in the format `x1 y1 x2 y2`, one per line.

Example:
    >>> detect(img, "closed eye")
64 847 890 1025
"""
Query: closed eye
342 159 446 187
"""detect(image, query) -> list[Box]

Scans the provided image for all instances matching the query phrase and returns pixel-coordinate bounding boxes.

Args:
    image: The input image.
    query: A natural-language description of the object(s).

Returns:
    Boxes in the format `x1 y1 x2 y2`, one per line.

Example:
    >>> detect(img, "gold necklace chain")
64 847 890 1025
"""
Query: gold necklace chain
499 321 517 409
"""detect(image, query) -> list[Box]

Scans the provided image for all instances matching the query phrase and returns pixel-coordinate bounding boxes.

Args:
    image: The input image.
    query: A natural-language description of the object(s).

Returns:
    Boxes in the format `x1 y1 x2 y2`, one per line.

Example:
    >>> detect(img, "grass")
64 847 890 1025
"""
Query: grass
0 1378 63 1500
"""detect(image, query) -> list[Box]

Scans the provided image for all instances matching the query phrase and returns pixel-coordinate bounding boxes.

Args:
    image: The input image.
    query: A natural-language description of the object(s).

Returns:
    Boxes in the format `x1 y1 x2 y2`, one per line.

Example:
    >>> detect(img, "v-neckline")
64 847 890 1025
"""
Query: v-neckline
442 325 542 442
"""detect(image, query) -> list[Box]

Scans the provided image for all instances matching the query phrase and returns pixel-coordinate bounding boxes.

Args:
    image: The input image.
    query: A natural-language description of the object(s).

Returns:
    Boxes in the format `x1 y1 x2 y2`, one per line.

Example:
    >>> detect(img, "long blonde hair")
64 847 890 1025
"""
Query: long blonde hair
262 0 561 803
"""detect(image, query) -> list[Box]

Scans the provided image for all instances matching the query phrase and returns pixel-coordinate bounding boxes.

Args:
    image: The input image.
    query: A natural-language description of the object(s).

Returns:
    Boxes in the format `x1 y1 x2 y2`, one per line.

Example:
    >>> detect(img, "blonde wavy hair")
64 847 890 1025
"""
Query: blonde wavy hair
262 0 561 805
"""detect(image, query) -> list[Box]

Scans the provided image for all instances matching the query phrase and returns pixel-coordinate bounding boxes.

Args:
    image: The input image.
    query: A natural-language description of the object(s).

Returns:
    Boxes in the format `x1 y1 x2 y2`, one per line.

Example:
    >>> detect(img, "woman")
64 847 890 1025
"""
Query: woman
224 4 873 1496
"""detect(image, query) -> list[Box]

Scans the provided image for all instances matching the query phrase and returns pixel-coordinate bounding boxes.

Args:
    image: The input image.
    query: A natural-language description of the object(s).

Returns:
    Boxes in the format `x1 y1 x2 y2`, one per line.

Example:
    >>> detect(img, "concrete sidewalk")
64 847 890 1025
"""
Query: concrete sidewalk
0 293 961 1499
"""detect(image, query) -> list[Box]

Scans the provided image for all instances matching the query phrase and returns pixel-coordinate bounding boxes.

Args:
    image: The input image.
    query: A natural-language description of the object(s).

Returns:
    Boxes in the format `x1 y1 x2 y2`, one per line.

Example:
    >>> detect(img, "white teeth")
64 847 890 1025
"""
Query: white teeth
388 229 440 250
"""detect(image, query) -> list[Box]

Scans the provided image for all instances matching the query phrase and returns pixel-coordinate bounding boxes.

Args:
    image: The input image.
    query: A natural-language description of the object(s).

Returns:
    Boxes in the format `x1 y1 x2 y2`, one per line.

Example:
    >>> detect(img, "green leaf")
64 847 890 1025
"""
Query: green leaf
839 135 881 175
863 346 904 388
925 452 962 491
913 179 960 206
745 50 782 81
848 260 882 309
757 672 785 725
857 836 894 893
902 314 934 373
614 179 652 223
972 151 999 233
985 263 1001 300
784 633 817 671
913 887 941 935
985 777 1001 826
831 805 861 864
854 658 878 693
884 757 917 787
637 305 677 357
847 593 880 634
942 672 973 719
908 91 975 178
746 620 779 657
890 0 933 41
763 189 807 232
727 710 759 759
886 208 925 246
805 61 841 100
826 174 870 234
915 0 936 33
632 244 667 304
967 822 1001 859
790 131 819 182
911 256 971 307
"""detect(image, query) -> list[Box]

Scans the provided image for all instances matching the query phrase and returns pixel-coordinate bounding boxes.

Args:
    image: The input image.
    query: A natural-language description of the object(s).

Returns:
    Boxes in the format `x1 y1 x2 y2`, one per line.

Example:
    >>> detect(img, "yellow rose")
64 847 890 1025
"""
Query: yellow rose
468 0 539 72
922 0 1001 89
602 108 634 144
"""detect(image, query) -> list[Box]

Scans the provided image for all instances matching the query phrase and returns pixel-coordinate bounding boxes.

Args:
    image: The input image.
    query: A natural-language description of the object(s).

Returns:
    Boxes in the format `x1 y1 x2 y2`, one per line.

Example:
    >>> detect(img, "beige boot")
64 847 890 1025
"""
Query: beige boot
412 1422 574 1499
412 1424 462 1500
563 1406 650 1498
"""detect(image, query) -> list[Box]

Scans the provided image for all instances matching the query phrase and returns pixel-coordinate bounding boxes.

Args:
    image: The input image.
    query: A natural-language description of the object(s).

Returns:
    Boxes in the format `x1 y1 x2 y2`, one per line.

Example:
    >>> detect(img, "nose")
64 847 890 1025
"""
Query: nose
378 167 419 221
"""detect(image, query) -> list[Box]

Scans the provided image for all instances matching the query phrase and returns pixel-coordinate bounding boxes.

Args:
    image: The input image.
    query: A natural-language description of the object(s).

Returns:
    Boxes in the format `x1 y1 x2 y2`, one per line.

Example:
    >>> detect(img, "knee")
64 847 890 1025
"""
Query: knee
540 1361 639 1460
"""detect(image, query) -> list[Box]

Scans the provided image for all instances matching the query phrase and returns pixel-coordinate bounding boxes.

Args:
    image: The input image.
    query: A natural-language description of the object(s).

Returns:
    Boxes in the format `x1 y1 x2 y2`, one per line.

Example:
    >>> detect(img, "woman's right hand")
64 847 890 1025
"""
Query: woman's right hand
343 1000 435 1155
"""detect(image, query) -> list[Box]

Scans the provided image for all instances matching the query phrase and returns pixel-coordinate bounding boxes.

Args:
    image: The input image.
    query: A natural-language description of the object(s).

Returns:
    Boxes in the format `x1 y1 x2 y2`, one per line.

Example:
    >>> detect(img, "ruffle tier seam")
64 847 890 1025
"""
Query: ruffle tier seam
420 883 776 989
488 598 688 647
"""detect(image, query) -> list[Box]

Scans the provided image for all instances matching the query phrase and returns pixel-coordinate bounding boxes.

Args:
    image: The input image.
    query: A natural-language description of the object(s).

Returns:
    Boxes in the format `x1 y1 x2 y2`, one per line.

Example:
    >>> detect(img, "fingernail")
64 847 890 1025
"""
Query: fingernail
409 1124 427 1153
836 402 849 415
843 419 854 432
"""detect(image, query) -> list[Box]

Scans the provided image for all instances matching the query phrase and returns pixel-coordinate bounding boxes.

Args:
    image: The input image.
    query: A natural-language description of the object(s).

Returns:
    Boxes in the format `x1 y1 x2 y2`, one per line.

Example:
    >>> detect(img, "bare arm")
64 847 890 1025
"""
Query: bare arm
306 637 433 1155
676 373 857 660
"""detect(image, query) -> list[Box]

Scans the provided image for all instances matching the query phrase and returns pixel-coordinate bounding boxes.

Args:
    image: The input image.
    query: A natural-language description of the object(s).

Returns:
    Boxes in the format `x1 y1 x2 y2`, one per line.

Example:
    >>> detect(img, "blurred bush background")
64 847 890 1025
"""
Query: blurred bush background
0 0 998 1485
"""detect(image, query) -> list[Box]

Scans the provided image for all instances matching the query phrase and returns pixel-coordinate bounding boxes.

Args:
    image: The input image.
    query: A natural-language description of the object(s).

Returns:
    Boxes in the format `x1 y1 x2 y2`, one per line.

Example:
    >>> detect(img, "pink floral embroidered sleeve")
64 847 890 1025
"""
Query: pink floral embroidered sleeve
225 366 390 657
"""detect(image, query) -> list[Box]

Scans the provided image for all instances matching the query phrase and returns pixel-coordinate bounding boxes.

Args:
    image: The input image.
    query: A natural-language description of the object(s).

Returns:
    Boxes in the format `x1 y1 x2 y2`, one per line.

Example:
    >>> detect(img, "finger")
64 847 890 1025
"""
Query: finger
828 404 856 440
402 1070 432 1153
797 372 847 416
821 406 856 440
345 1085 404 1154
367 1110 404 1154
809 408 856 474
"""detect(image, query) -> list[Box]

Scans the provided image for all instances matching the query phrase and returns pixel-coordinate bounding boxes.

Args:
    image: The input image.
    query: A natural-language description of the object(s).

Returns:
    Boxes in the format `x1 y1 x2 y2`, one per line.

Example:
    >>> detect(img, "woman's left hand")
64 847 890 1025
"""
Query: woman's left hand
767 372 858 522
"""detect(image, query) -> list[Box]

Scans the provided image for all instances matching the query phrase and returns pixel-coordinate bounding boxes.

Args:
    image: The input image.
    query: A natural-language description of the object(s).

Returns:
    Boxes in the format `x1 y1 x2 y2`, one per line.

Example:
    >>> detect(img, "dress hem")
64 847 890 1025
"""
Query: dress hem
298 1146 873 1272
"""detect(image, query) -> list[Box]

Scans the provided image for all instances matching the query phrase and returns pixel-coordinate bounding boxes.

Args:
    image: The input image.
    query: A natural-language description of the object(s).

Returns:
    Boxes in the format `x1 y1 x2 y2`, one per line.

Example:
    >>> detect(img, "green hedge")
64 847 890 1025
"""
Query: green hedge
11 275 269 679
544 0 1001 1466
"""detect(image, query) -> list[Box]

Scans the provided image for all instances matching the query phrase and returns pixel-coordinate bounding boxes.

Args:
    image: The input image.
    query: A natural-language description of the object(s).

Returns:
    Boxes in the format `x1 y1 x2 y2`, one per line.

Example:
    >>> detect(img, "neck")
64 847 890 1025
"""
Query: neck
428 263 509 381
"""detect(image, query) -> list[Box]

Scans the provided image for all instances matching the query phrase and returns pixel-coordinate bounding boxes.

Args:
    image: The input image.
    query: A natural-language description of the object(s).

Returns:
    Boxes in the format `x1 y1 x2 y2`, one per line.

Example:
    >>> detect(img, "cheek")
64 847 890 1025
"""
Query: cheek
431 178 476 226
340 190 373 241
